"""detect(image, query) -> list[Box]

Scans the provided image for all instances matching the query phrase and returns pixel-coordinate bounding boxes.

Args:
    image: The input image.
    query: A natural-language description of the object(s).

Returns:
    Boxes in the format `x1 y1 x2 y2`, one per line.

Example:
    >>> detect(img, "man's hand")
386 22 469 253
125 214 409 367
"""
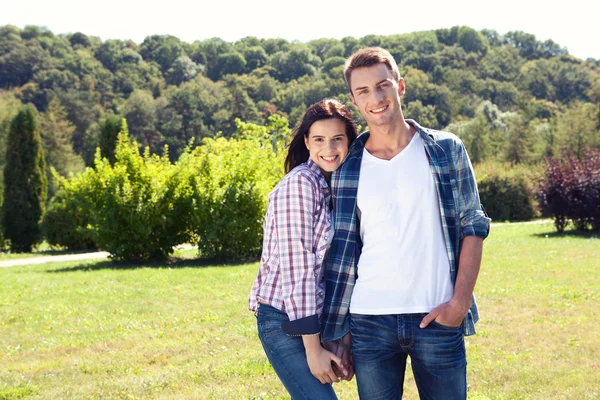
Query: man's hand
304 335 346 384
420 298 468 329
323 333 354 381
337 332 354 381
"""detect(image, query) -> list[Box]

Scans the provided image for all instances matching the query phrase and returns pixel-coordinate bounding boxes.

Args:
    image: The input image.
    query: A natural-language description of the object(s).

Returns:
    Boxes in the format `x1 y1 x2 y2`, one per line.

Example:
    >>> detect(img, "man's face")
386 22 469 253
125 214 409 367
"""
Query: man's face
349 63 405 128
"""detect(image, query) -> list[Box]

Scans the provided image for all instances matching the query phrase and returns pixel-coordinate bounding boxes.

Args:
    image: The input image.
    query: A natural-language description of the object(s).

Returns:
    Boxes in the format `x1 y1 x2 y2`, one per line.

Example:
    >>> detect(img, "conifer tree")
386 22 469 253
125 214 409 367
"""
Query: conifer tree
2 106 47 252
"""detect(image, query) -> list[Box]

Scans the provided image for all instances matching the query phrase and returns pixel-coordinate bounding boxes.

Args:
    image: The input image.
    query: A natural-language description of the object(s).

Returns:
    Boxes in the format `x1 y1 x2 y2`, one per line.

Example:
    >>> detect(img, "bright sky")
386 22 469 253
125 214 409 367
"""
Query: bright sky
1 0 598 60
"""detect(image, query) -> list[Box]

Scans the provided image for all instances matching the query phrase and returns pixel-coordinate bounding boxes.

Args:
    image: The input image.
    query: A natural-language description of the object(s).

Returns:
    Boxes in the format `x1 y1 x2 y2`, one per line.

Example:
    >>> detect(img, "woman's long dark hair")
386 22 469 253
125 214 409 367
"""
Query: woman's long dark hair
284 99 358 173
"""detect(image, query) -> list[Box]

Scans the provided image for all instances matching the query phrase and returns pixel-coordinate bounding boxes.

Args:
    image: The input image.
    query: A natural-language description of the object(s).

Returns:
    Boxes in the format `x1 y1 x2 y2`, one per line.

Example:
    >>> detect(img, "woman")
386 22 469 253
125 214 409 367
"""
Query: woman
249 99 357 399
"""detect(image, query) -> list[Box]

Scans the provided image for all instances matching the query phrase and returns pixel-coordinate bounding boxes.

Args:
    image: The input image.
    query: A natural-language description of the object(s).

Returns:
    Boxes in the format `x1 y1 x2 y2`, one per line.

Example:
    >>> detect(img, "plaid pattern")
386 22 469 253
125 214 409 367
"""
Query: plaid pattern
321 120 491 341
249 159 332 322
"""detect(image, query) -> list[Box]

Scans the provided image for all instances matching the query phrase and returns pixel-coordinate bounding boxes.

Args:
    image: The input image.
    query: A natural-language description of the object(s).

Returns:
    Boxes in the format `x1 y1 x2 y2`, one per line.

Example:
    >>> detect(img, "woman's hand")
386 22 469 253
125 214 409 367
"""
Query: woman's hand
303 336 346 384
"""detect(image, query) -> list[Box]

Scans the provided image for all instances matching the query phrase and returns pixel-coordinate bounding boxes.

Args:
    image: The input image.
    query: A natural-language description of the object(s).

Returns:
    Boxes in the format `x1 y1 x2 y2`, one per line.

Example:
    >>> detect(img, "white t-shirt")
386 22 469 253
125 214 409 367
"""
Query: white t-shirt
350 133 453 315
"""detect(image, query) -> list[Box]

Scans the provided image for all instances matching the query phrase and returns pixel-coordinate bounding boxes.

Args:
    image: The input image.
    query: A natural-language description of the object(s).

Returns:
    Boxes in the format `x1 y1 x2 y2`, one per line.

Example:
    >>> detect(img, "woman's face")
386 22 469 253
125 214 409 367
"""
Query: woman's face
304 118 349 178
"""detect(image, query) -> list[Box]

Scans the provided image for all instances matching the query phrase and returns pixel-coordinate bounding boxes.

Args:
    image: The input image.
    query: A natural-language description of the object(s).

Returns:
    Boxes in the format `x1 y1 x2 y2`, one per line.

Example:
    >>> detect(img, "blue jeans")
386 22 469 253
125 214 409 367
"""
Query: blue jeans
350 313 467 400
256 303 337 400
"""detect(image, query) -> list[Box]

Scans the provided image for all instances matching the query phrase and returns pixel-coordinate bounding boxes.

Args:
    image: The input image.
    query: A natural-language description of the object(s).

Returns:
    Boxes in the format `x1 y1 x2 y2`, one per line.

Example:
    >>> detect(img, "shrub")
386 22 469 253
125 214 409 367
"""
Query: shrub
43 116 288 262
475 161 541 221
538 148 600 232
42 167 97 251
188 119 284 260
88 127 196 262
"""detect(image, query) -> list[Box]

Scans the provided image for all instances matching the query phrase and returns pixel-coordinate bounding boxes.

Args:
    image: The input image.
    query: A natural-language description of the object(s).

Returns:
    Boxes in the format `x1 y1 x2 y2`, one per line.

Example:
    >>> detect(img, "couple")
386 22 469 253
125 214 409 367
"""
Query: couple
249 47 491 400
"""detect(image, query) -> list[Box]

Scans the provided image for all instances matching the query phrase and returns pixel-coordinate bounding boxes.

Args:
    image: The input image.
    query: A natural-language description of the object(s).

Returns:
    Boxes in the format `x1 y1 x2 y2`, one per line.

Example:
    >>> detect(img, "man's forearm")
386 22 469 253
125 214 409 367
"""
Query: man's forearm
451 236 484 313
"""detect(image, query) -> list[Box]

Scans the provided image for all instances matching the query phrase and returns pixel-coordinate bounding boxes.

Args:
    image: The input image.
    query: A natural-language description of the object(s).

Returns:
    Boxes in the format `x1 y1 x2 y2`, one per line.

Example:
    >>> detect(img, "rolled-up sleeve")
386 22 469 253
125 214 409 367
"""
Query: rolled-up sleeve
273 173 320 334
455 140 491 240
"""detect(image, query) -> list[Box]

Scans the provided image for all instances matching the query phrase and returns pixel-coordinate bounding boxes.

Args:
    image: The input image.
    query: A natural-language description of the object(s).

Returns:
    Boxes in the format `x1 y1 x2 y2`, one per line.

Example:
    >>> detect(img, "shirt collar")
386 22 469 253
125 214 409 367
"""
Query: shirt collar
349 119 435 156
306 158 331 193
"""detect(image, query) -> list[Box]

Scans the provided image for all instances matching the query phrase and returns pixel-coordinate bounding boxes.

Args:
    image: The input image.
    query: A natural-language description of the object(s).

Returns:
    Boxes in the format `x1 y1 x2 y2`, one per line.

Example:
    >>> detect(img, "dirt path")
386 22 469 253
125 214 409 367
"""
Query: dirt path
0 244 197 268
0 251 110 268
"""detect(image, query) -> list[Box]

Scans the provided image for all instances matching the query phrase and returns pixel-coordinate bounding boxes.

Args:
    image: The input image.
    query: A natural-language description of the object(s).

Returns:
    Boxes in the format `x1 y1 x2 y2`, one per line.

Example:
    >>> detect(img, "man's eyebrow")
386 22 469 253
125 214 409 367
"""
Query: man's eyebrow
353 79 389 92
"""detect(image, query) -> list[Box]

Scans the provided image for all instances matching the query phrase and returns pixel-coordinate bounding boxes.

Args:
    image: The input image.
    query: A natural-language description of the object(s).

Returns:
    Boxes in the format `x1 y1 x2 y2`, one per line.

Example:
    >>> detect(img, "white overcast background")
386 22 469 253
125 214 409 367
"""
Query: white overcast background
1 0 598 60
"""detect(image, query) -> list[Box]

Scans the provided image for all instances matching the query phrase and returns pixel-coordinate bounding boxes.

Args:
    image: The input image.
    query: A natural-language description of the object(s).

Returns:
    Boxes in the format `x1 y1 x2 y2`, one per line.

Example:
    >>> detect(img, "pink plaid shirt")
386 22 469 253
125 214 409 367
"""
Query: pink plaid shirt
249 159 333 322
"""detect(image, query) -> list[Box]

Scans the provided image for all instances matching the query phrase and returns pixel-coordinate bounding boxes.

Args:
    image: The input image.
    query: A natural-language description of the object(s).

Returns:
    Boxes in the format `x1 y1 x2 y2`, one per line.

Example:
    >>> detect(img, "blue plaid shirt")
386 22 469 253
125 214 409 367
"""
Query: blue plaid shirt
321 120 491 342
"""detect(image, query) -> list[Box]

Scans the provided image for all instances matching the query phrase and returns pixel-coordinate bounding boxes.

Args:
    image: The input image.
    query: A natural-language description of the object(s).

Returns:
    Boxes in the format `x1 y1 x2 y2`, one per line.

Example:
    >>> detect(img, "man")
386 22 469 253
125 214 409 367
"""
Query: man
321 47 491 399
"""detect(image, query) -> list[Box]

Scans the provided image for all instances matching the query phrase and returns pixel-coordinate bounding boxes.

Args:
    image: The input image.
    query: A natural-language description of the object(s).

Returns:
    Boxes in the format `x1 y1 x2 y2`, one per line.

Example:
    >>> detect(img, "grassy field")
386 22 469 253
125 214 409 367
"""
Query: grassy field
1 221 598 399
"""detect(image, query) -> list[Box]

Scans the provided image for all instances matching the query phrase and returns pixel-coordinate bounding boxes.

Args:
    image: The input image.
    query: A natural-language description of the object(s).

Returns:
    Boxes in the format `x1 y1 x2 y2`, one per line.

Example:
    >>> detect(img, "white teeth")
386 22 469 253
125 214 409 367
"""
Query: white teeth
371 106 387 113
322 156 337 162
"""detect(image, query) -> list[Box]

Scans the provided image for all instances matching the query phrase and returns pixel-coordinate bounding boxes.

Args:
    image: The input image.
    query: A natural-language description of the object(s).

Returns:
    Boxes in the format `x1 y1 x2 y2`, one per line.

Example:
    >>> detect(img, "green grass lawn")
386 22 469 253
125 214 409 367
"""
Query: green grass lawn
1 222 598 399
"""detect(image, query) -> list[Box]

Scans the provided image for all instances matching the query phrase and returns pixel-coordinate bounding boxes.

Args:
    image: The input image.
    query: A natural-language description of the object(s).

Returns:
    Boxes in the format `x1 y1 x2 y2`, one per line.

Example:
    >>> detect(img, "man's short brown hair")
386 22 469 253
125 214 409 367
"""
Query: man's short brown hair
344 47 401 92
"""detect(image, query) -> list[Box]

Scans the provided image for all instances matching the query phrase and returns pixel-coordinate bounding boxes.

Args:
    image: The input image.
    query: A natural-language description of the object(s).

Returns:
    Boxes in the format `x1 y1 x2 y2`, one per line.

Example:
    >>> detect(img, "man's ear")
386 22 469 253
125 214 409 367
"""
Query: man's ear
351 94 358 109
397 77 406 97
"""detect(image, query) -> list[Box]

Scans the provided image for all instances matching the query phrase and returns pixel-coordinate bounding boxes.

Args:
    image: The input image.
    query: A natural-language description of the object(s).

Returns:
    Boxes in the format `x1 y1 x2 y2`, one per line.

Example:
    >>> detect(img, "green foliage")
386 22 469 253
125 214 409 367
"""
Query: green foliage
188 118 285 260
214 52 247 79
475 161 540 221
46 116 287 261
98 113 125 165
457 26 489 55
43 168 97 250
89 124 195 261
554 102 600 159
0 91 22 173
0 25 599 234
166 55 204 86
139 34 185 73
117 89 163 151
2 106 48 252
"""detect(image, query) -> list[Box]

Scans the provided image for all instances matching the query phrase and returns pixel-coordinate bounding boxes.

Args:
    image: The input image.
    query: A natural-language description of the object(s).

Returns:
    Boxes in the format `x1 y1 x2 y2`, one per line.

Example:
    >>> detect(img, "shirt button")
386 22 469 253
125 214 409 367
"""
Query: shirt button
324 235 329 240
318 255 323 259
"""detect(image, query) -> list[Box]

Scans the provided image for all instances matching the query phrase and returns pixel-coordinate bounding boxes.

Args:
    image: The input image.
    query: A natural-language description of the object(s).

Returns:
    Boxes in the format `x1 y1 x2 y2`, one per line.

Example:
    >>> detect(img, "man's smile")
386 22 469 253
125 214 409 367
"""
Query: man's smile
370 105 389 114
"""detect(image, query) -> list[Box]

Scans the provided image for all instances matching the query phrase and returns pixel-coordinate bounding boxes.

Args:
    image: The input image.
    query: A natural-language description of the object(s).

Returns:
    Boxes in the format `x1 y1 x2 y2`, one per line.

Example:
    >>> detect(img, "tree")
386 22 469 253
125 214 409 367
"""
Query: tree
99 114 126 165
457 26 489 55
166 55 204 85
242 46 268 71
505 114 537 164
39 97 84 198
2 106 47 252
119 90 161 151
213 52 246 79
268 45 321 82
139 35 186 73
555 102 600 159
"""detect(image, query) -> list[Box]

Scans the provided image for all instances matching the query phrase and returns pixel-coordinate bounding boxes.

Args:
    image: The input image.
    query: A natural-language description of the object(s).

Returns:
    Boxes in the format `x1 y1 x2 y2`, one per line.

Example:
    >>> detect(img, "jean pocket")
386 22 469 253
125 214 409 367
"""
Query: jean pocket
429 320 462 330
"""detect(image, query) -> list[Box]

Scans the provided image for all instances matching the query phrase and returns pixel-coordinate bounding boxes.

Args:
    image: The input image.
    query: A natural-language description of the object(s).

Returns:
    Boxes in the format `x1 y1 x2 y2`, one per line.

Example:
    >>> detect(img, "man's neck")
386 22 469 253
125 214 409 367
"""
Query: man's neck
365 117 416 161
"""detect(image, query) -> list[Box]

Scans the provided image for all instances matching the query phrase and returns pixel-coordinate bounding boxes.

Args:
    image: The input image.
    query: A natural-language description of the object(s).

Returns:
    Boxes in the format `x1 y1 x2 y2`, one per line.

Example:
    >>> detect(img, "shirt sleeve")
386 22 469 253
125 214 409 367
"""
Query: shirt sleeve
273 172 320 333
455 140 491 240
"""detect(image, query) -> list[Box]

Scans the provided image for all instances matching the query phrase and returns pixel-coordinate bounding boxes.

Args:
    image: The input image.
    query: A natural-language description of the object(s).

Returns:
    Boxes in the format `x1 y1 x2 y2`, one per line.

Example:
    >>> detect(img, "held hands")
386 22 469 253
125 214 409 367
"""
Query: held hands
305 344 347 384
420 298 469 328
323 332 354 382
